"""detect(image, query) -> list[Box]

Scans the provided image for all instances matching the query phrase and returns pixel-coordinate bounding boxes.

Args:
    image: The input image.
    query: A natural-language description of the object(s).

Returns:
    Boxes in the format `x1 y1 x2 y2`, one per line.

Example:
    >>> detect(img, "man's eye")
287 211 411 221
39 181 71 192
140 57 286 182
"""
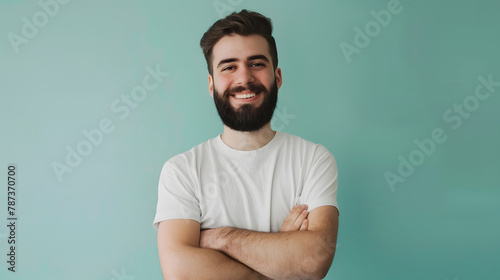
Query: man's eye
222 66 235 71
251 63 265 67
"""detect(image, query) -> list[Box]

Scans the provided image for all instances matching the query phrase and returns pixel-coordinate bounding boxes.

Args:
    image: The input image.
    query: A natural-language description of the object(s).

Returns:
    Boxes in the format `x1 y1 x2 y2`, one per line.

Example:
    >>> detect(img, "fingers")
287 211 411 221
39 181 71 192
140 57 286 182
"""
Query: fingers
287 204 305 223
287 204 307 225
299 218 308 231
294 206 309 229
280 204 309 232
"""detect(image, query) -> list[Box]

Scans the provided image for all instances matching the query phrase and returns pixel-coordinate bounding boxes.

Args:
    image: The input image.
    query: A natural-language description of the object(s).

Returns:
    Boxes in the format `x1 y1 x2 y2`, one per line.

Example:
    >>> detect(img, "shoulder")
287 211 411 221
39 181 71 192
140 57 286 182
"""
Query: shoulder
161 136 218 172
278 132 334 159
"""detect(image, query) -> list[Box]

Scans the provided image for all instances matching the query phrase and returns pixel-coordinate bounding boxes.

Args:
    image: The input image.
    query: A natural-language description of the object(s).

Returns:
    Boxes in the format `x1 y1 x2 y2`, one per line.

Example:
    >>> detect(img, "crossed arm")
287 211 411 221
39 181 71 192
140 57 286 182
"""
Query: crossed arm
157 205 339 280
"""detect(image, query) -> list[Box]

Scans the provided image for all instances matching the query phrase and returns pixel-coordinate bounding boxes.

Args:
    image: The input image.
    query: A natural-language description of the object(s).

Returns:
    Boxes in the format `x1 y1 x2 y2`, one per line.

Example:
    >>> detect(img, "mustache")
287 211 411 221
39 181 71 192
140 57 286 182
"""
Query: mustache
225 83 267 97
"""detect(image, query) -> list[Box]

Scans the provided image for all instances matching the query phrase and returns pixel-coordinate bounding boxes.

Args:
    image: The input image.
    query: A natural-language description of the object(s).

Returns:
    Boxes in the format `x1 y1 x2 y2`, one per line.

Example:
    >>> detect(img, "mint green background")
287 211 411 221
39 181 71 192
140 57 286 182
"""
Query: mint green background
1 0 499 279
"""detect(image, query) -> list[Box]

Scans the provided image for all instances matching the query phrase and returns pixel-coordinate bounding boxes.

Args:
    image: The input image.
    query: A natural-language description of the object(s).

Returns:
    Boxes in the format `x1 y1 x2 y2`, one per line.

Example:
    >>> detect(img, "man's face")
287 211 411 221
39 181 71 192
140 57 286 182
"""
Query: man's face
208 34 282 132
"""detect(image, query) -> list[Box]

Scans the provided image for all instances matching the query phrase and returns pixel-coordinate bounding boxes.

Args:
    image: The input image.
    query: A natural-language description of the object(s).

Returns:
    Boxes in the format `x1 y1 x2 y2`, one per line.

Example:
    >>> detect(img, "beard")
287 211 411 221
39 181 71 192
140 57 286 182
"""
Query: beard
213 79 278 132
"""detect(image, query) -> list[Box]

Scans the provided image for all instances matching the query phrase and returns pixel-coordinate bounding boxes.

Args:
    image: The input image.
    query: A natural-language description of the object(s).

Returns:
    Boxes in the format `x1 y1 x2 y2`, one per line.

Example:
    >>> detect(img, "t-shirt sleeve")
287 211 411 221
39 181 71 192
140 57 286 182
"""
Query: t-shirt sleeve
299 145 340 216
152 160 201 230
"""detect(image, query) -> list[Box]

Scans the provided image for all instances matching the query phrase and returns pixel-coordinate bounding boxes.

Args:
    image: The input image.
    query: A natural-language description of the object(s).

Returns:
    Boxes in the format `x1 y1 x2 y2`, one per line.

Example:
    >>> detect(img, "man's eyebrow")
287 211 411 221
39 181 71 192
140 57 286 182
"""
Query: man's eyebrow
247 55 269 62
216 55 270 69
217 58 238 69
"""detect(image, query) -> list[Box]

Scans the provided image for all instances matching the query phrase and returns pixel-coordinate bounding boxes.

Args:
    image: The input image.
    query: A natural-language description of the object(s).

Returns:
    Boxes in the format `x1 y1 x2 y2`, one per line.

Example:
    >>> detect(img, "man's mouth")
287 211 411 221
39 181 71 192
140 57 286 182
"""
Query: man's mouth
233 92 257 99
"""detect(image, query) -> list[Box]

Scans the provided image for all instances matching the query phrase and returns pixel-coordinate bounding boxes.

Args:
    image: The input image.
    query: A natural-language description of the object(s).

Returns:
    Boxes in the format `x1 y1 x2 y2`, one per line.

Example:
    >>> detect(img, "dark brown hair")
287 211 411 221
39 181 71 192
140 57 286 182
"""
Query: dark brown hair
200 9 278 75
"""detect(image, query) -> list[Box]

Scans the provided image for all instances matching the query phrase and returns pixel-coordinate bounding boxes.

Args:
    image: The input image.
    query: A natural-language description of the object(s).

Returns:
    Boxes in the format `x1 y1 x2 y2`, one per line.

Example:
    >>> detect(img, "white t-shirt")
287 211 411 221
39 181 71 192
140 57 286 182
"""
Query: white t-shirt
153 131 339 232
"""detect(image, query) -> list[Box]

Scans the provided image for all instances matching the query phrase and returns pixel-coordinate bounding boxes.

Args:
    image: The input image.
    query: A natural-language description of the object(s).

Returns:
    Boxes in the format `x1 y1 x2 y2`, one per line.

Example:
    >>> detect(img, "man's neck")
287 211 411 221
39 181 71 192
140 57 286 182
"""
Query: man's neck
220 123 276 151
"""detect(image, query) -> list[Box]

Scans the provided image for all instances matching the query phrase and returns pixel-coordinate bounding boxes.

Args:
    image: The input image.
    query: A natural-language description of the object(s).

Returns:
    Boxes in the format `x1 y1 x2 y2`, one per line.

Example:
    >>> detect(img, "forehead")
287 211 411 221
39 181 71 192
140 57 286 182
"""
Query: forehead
212 34 270 65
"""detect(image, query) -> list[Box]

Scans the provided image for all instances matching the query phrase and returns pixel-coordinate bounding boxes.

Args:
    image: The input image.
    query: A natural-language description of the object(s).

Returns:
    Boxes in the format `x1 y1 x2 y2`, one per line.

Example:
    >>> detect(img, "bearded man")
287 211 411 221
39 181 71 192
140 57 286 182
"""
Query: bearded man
153 9 340 280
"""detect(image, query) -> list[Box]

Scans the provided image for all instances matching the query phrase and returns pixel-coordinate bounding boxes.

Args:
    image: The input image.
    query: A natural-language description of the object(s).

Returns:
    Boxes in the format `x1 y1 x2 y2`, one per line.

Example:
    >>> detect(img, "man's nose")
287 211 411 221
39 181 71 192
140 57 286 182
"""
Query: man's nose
235 65 255 85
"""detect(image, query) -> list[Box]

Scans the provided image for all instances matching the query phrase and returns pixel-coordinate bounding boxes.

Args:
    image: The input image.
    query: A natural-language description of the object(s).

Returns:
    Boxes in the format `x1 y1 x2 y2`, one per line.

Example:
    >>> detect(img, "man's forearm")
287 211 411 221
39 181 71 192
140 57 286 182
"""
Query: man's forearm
202 228 336 280
161 245 266 280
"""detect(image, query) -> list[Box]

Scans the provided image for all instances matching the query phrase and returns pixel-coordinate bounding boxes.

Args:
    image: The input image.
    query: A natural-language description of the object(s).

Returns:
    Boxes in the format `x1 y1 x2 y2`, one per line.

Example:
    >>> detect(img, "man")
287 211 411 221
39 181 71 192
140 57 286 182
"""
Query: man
153 10 339 280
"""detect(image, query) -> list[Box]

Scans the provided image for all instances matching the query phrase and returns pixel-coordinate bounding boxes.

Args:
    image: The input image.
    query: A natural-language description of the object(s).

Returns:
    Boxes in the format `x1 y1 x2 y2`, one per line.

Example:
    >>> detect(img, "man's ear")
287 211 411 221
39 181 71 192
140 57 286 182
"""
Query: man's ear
208 74 214 98
275 67 283 90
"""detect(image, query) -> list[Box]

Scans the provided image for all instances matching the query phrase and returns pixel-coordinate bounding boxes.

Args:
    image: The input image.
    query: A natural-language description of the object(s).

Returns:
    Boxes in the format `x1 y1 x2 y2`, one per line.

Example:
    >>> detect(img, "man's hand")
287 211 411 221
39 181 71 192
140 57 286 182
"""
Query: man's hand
199 205 338 279
201 204 310 250
198 205 338 279
199 205 311 279
280 204 309 232
200 204 309 250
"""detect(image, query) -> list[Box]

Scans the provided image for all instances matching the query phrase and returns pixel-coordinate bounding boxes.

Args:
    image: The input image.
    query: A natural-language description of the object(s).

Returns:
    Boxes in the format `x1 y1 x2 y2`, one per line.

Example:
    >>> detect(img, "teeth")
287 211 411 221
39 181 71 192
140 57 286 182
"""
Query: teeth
234 93 256 99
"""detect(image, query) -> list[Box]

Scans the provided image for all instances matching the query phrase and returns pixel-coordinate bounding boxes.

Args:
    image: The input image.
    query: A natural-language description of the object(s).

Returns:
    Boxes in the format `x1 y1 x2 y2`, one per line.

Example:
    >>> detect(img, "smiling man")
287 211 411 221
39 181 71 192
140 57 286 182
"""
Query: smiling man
153 10 339 280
